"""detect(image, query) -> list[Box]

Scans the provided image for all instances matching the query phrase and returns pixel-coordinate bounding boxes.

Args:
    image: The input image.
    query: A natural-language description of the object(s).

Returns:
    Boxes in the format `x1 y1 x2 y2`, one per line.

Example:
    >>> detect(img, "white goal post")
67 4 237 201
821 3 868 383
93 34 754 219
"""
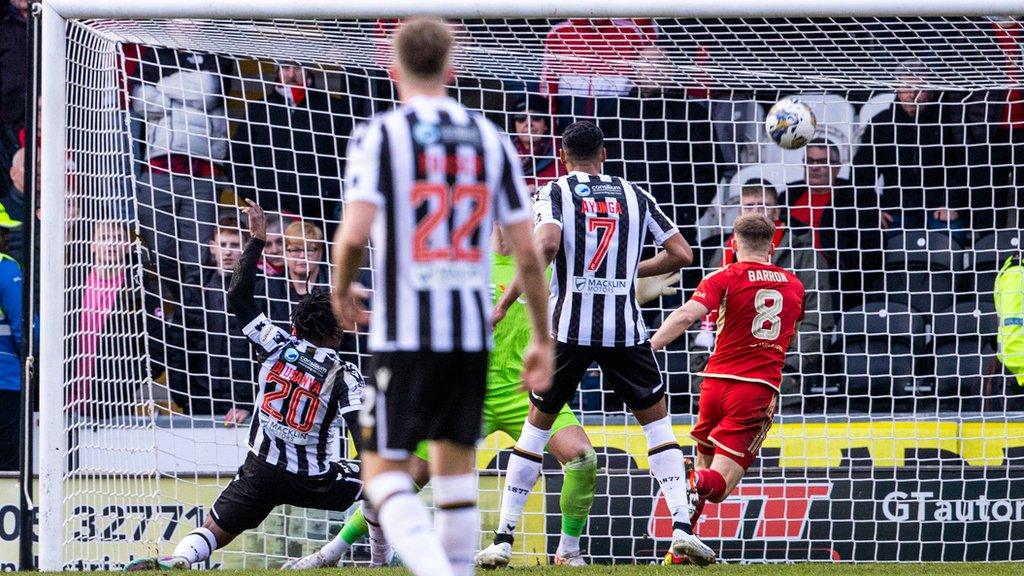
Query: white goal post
35 0 1024 570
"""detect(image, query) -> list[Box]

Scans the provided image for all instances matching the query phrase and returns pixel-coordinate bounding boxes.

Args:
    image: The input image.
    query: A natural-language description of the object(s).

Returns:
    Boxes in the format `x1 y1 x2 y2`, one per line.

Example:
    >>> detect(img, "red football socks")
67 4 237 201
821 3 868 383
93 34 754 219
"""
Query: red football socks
691 496 706 531
695 469 727 502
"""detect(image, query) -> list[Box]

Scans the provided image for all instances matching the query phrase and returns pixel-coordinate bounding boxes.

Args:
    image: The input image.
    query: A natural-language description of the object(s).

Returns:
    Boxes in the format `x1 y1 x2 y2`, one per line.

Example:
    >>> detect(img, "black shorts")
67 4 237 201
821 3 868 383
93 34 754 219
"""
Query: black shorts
530 341 665 414
362 350 488 458
210 453 362 535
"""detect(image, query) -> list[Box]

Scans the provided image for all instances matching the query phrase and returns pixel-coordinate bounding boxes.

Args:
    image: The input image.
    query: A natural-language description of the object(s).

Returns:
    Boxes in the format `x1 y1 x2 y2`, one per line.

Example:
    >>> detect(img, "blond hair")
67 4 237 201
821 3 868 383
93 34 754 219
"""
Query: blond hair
284 220 324 252
732 213 775 254
394 17 453 82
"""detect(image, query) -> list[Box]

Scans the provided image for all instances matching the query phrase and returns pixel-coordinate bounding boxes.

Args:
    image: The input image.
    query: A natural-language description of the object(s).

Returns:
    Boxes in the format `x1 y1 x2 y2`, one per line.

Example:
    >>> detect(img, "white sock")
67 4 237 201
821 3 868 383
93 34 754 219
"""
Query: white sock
172 527 217 564
434 473 479 576
363 504 391 565
367 471 452 576
643 416 691 530
558 534 581 555
318 532 349 564
496 421 550 538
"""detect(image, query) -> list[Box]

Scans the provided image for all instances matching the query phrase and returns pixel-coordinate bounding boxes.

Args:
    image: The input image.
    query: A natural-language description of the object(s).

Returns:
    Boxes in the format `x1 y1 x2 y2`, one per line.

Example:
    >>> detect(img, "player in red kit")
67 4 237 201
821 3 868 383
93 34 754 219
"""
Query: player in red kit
651 213 805 565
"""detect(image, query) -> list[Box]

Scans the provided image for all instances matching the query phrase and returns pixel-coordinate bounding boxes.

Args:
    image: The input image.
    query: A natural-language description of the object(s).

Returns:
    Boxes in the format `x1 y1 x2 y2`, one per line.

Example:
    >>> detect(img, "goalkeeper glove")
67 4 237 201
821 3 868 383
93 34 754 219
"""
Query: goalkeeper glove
636 272 680 306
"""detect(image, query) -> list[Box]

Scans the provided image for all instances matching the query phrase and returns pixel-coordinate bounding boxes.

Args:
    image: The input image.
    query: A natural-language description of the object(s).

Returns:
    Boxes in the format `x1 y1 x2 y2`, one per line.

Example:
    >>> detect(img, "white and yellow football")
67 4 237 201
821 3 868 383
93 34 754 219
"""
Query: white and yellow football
765 97 817 150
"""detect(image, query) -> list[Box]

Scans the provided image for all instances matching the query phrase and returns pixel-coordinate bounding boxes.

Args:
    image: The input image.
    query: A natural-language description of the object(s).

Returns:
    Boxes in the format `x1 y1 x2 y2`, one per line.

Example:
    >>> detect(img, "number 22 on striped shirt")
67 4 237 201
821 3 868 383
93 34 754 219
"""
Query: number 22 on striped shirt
411 182 490 262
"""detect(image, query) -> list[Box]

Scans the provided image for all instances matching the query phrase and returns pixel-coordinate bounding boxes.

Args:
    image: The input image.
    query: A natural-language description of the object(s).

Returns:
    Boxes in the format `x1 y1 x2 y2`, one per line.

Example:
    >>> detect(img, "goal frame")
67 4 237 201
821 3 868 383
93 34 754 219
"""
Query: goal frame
35 0 1024 570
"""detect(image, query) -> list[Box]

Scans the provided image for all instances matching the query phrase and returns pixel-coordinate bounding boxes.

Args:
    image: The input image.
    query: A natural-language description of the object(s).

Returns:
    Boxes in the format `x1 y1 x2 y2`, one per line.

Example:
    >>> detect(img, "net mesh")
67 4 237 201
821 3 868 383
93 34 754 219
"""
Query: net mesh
53 15 1024 567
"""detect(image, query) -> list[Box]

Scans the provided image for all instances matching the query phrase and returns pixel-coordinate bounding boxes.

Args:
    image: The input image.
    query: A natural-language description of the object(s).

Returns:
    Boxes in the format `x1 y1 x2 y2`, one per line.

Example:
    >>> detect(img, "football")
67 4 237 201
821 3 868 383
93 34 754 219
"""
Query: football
765 97 817 149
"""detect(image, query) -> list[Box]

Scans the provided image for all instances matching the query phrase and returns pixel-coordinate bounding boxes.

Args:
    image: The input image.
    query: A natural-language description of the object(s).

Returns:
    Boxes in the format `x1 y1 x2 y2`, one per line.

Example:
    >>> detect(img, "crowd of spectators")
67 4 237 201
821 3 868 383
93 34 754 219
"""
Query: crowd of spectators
230 63 352 229
2 13 1024 471
131 48 230 289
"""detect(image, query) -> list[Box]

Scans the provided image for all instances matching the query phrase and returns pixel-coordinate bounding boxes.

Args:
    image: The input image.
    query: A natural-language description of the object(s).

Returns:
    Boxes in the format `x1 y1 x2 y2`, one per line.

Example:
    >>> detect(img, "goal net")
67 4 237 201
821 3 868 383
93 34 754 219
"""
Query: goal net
35 6 1024 569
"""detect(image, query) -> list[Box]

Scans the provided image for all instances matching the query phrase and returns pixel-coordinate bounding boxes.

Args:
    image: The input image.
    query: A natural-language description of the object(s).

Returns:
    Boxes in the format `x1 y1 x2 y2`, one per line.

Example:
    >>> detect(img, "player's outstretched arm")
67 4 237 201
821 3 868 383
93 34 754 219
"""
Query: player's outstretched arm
331 201 375 331
492 222 560 327
650 300 710 351
227 199 268 327
501 219 553 393
637 233 693 278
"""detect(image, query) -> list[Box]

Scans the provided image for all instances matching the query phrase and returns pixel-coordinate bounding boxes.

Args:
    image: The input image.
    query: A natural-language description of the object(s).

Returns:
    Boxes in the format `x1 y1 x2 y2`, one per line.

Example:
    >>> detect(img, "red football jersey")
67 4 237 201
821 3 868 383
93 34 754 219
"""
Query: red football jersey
690 260 806 391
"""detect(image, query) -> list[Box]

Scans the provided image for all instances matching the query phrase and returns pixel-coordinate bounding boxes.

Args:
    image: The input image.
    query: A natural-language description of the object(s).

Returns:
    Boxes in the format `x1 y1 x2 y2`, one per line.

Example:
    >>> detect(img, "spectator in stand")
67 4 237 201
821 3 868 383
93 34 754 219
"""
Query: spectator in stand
6 146 22 191
852 61 968 235
637 92 719 252
787 142 842 249
539 19 718 251
119 44 148 165
965 17 1024 232
784 139 883 313
0 0 28 203
171 216 258 423
509 94 564 193
0 208 22 470
8 142 83 298
541 18 661 98
266 220 328 328
132 49 231 289
541 18 667 139
66 220 151 417
689 183 832 412
259 213 287 277
230 63 351 227
5 146 25 264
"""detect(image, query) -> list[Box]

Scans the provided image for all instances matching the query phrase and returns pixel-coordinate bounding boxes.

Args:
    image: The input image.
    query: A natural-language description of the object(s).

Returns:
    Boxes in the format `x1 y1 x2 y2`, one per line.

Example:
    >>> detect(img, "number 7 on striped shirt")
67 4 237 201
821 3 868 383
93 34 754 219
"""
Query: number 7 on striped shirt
586 216 617 272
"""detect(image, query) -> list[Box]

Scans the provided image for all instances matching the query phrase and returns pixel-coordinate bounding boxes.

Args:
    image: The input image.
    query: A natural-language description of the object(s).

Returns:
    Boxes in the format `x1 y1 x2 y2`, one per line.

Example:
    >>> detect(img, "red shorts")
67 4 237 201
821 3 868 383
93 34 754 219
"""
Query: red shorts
689 377 777 470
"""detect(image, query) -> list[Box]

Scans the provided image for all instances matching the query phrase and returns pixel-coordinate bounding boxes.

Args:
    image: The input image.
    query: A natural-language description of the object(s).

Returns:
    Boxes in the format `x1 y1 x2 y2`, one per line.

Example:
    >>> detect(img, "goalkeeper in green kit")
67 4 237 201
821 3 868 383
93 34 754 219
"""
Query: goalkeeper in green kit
283 229 679 568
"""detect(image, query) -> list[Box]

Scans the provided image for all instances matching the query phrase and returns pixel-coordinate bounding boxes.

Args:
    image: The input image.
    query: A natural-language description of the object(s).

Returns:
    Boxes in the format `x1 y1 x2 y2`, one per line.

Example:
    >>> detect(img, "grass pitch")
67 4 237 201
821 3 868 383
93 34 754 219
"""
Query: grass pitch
124 565 1020 576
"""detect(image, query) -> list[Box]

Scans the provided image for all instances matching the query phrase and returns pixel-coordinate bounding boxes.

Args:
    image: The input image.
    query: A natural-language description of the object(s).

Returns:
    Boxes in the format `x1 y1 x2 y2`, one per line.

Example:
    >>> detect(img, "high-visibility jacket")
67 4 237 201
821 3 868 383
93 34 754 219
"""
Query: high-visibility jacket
995 256 1024 386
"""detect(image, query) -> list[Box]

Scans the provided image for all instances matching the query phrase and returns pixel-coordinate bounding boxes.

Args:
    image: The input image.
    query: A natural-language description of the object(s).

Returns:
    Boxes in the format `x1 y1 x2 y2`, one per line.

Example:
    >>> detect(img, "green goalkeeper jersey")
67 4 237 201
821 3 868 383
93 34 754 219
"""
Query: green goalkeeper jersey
412 253 575 461
488 253 543 398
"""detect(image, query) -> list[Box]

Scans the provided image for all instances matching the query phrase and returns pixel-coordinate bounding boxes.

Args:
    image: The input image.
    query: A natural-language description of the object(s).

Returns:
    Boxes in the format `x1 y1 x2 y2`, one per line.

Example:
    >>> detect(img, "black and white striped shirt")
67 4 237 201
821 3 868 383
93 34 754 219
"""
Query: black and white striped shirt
242 313 364 476
535 172 679 346
227 237 363 477
345 95 532 353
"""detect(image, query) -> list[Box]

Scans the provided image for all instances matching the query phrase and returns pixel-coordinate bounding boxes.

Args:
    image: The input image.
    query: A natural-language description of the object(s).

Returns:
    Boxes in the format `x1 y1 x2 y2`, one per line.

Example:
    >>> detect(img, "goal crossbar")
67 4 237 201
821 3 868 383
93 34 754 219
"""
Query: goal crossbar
43 0 1024 20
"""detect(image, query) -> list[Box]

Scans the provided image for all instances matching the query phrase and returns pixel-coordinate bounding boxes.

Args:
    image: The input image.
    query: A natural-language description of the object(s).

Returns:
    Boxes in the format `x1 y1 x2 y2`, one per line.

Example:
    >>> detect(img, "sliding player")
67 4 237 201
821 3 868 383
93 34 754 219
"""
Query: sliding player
287 227 602 568
476 120 703 567
124 201 364 571
651 213 805 565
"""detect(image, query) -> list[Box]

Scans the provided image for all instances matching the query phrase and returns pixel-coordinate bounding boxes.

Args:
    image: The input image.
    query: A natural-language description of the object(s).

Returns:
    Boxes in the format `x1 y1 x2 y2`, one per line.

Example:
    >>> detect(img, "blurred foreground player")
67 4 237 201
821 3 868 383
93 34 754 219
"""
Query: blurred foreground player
651 213 806 565
331 17 552 576
124 201 364 571
286 228 601 569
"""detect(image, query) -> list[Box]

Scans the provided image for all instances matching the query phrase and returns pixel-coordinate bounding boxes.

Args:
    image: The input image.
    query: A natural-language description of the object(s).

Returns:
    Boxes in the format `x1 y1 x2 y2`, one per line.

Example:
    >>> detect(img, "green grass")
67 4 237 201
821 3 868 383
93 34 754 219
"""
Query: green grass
109 565 1024 576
